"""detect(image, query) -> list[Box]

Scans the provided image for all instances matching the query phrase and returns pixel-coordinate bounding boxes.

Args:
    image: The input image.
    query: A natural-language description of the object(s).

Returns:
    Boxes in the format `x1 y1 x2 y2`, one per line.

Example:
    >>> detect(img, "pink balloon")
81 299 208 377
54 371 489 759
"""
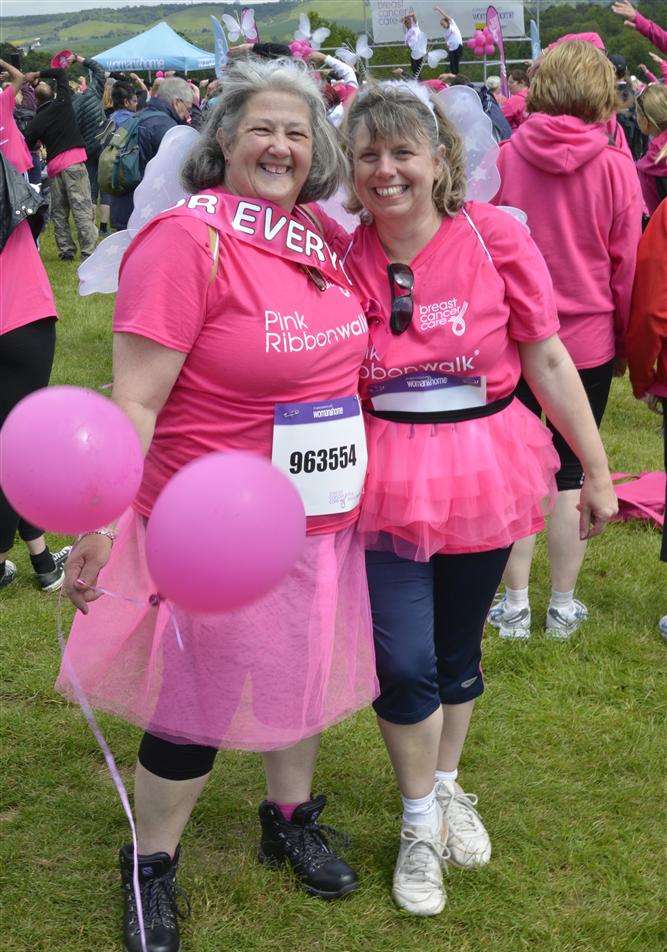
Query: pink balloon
466 37 477 50
145 452 306 613
0 386 144 534
485 42 495 55
473 44 485 56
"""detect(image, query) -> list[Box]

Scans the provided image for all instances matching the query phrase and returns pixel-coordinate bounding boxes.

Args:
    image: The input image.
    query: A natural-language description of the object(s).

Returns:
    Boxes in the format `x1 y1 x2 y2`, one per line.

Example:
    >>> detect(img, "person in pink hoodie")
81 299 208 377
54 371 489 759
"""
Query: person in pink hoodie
612 1 667 54
635 83 667 215
501 68 530 130
489 39 643 640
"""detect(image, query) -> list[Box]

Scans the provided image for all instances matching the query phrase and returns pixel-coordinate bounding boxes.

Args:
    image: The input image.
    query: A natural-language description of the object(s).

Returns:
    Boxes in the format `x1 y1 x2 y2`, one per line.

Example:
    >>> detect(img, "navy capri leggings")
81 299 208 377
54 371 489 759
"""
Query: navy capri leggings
366 546 512 725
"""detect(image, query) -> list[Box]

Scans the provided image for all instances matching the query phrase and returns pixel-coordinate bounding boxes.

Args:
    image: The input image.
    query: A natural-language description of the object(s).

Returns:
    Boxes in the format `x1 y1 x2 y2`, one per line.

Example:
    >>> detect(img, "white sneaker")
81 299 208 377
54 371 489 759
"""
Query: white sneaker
487 596 531 640
435 780 491 869
545 599 589 640
392 818 450 916
658 615 667 640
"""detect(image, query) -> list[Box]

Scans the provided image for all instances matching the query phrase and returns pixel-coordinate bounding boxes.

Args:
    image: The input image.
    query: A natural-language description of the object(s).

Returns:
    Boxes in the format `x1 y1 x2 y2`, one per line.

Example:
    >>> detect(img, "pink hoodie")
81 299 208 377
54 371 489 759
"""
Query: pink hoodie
494 113 643 367
636 129 667 216
635 12 667 54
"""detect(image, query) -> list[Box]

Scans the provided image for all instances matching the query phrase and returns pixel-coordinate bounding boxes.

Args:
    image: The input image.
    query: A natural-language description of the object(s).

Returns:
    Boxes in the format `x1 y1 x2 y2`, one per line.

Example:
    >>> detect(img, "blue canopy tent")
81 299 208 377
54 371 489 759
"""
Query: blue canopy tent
94 21 215 74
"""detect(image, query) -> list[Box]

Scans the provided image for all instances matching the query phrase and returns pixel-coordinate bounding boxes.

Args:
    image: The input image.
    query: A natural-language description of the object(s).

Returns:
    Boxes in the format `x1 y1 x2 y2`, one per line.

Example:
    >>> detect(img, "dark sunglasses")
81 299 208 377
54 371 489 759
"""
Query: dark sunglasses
387 263 414 335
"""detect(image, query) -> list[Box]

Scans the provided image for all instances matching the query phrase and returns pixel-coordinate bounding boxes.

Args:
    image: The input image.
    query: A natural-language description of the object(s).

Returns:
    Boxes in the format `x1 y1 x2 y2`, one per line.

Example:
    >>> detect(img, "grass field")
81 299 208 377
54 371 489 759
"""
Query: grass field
1 226 665 952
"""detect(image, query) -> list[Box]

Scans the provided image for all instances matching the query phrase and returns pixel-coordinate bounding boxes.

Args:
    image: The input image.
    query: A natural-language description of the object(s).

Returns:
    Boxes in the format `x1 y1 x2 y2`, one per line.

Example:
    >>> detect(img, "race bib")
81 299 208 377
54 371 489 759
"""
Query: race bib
369 372 486 413
272 395 368 516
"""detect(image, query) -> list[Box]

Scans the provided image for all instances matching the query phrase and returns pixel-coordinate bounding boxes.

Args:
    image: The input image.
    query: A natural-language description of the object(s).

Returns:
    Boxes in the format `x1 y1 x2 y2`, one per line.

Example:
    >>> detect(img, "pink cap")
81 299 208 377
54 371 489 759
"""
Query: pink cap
50 49 73 68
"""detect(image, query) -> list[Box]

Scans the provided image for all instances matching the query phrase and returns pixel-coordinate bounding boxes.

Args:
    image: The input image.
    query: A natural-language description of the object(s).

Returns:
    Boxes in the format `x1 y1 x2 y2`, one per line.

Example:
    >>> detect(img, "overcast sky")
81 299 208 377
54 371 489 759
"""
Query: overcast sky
3 0 279 17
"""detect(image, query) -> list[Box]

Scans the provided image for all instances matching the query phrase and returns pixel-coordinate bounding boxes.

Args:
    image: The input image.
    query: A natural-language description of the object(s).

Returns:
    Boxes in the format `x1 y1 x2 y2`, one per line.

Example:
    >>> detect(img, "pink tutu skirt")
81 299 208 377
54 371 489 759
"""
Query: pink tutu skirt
56 511 378 751
358 399 560 560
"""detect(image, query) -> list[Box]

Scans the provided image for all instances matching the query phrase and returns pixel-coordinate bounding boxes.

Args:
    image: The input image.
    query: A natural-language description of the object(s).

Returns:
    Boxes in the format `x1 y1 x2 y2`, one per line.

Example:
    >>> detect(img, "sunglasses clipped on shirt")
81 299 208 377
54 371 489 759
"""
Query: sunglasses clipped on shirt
387 262 415 335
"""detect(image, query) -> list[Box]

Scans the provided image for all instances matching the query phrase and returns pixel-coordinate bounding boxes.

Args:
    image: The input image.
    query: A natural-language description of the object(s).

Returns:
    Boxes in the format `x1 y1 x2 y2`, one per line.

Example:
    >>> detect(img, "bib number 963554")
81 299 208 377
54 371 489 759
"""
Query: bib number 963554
289 444 358 475
272 396 367 516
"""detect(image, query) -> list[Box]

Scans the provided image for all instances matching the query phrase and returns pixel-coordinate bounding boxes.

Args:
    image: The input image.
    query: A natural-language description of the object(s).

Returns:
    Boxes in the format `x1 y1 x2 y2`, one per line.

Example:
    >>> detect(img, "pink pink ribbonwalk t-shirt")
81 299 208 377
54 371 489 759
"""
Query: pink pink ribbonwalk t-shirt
113 191 369 534
322 202 559 403
0 85 33 174
0 221 58 336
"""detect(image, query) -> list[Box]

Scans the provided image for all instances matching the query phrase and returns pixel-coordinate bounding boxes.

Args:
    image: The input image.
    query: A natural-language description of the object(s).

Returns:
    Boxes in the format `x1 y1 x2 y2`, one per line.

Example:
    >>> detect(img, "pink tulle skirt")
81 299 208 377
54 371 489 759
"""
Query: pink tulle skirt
358 399 560 560
56 511 378 751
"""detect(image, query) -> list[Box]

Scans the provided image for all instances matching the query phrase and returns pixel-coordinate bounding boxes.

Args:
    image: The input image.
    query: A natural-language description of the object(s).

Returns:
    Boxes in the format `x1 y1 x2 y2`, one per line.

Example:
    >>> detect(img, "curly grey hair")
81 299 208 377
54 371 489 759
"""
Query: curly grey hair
342 81 467 218
182 58 347 203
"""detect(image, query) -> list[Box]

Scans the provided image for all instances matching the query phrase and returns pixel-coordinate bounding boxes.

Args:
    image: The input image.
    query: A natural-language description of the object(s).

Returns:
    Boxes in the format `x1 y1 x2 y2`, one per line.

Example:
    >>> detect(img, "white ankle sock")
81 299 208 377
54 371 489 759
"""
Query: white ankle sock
402 787 440 835
549 589 575 614
506 586 529 610
435 768 458 785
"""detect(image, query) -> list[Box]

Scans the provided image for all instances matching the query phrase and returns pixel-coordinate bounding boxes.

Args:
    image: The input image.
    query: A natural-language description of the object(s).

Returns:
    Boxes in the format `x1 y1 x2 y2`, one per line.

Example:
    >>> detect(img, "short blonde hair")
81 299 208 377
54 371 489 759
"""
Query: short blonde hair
342 82 466 218
527 40 616 123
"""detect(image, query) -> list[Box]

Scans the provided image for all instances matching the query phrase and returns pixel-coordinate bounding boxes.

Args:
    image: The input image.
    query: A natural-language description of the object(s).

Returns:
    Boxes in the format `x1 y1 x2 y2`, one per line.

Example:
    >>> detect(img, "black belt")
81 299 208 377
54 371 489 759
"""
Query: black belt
367 392 514 424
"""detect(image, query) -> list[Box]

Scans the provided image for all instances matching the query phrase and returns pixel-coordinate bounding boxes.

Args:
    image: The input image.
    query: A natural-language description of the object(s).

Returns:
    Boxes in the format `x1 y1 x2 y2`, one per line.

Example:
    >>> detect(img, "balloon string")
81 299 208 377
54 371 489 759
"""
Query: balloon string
56 591 148 952
94 586 184 651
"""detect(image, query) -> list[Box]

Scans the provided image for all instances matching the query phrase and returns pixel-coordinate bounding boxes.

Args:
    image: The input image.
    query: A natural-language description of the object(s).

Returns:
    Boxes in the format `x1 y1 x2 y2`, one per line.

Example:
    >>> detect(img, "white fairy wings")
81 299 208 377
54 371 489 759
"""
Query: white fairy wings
294 14 330 49
221 7 258 44
335 34 373 67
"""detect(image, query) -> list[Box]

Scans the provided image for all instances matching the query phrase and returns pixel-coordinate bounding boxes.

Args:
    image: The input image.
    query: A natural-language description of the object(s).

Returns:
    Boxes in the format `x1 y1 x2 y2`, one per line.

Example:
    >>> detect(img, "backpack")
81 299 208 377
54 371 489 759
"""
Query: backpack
616 107 649 161
98 115 143 197
13 106 35 138
94 116 116 154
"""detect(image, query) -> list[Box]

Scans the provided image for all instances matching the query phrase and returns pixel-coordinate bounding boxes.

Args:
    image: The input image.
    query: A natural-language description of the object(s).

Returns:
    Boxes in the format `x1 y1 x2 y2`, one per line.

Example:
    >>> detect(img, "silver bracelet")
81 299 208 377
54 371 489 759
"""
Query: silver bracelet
76 528 117 545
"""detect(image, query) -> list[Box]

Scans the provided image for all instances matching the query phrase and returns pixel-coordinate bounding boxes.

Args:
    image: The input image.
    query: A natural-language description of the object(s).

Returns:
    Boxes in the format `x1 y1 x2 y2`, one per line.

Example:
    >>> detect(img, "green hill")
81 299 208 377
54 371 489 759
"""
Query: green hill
2 1 365 56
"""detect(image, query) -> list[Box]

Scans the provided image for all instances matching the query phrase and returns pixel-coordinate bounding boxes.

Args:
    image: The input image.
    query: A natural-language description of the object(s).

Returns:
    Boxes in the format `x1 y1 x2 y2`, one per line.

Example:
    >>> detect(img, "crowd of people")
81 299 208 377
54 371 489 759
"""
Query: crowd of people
0 3 665 951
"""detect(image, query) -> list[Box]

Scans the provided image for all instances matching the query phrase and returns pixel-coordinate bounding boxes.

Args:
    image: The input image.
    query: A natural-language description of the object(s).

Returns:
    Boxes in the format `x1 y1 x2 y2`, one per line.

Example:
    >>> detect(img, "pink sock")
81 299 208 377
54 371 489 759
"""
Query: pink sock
274 801 300 822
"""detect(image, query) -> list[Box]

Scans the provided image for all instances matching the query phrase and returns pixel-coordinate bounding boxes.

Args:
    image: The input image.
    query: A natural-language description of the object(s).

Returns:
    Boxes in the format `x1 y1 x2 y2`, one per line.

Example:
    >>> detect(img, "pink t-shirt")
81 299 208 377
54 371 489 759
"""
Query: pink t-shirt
0 86 33 173
46 146 87 178
1 220 58 335
113 190 369 532
320 202 559 403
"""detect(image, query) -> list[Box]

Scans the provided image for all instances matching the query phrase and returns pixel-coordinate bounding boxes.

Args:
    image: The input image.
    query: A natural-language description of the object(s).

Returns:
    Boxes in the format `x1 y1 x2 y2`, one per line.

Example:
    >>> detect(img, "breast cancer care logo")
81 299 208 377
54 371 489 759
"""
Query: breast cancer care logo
419 298 469 335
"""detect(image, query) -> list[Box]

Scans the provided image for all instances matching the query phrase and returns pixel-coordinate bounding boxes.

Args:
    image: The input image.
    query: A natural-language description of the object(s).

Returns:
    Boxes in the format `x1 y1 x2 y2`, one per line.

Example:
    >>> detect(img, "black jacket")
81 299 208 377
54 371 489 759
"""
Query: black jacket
72 58 107 159
0 153 49 252
24 68 86 162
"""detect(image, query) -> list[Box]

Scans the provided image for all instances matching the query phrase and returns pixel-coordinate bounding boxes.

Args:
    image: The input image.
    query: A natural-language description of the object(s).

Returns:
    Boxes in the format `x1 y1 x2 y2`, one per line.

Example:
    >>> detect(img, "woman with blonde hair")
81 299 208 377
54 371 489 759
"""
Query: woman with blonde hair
318 80 618 916
490 40 642 640
635 83 667 215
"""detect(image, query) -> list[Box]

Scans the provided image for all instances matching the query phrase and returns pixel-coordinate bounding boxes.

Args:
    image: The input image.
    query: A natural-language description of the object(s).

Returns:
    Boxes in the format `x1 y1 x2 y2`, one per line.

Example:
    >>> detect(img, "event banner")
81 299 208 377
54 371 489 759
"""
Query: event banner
486 5 509 96
369 1 526 43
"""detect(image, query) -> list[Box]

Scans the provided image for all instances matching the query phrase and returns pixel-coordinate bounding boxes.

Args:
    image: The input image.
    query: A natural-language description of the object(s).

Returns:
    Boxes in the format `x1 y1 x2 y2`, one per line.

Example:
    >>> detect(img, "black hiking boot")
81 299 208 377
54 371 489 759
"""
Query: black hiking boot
119 844 190 952
258 794 358 899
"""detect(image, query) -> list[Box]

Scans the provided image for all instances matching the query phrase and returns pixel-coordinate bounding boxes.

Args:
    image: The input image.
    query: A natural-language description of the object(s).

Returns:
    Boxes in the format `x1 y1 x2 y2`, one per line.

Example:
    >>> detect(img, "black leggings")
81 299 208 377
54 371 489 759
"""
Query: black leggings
139 732 218 781
0 318 56 552
516 359 614 491
449 45 463 74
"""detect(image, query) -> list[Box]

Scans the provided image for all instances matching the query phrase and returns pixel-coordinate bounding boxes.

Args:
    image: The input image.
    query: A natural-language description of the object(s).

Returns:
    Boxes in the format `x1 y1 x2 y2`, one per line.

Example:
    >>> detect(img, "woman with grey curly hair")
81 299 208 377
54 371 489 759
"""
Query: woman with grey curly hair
316 80 617 917
61 57 378 952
